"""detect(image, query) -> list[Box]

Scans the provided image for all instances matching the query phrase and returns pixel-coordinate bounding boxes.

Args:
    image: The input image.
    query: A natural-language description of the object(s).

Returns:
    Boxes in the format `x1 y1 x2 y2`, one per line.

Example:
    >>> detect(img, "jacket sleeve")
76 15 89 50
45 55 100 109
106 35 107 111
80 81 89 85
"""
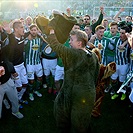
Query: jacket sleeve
91 13 103 33
5 60 16 74
1 37 16 74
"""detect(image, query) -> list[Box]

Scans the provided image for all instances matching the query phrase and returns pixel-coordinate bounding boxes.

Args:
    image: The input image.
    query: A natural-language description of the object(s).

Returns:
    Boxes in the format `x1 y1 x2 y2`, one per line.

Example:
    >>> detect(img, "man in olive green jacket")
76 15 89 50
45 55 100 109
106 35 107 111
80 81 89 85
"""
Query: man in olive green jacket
47 29 100 133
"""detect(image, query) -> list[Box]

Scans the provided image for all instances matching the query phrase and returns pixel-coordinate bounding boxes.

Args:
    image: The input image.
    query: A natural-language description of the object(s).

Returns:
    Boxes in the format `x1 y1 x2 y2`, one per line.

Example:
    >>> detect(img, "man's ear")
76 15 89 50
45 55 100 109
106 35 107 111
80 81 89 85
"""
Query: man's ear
78 41 82 47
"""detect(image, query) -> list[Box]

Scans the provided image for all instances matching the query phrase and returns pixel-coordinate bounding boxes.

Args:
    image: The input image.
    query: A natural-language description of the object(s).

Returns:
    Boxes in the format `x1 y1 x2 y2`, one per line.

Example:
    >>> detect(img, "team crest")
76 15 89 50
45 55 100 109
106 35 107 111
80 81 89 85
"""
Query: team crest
32 44 39 50
27 72 33 78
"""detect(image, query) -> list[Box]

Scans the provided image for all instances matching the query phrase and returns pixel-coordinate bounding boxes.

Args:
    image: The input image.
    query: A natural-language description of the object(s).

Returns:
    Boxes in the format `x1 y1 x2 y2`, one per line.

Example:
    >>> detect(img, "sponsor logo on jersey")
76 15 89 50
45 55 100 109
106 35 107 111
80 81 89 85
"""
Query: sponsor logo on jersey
32 44 39 50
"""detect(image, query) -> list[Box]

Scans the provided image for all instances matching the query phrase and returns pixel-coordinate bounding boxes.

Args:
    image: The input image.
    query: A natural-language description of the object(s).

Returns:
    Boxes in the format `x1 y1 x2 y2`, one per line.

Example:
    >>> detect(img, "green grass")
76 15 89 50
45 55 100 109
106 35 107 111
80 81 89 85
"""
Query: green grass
0 89 132 133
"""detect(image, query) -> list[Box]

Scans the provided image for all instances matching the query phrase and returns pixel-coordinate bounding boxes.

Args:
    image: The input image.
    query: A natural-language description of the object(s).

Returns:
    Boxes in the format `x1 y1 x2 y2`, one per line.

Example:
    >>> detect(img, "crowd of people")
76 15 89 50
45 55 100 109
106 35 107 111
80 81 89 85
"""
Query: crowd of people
0 6 133 133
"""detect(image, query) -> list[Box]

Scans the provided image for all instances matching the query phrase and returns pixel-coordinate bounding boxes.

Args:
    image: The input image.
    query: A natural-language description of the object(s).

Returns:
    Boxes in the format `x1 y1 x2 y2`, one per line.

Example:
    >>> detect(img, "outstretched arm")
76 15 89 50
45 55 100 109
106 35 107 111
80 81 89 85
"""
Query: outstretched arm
113 8 124 22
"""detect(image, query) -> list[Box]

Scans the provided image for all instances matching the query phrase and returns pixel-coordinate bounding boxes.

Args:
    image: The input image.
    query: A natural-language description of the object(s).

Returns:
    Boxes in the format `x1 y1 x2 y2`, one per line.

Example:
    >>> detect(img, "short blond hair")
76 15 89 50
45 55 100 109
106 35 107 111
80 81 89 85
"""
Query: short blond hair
26 16 33 22
95 25 105 32
70 29 88 47
12 19 22 31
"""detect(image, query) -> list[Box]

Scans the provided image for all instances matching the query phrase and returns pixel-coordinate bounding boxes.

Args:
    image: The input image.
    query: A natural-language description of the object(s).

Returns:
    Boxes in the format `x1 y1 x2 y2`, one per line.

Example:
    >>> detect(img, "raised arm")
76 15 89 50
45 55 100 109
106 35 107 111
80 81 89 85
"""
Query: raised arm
126 31 133 49
91 7 104 33
113 8 124 22
66 7 71 17
2 22 12 34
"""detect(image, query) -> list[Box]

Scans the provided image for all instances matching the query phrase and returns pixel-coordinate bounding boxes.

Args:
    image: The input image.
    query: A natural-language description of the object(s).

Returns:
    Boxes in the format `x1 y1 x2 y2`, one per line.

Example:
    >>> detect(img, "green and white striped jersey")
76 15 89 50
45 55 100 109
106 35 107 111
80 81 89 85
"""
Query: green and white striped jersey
25 38 42 65
93 37 111 65
113 37 130 65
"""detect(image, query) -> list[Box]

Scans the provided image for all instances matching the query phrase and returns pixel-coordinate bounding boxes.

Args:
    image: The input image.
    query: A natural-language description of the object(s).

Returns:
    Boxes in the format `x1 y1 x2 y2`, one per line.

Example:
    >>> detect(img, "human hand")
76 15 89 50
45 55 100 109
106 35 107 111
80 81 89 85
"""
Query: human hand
90 34 97 43
91 34 97 40
100 6 104 14
66 7 71 17
12 72 18 77
119 45 125 49
98 43 103 50
100 7 104 11
126 31 133 48
11 73 19 80
119 8 124 13
2 22 11 34
0 66 5 77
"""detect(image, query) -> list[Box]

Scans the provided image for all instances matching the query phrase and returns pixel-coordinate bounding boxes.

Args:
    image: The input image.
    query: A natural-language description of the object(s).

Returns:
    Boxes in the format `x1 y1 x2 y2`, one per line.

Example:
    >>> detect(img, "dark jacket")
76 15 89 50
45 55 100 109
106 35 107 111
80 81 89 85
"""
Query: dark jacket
0 40 16 85
6 32 29 66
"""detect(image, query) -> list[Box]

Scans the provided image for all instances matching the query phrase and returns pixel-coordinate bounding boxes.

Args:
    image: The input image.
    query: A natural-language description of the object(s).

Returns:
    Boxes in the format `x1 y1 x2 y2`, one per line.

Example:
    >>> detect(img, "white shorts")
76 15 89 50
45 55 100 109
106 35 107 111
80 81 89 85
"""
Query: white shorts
55 65 64 81
13 63 28 87
26 63 43 80
42 58 57 76
111 64 129 82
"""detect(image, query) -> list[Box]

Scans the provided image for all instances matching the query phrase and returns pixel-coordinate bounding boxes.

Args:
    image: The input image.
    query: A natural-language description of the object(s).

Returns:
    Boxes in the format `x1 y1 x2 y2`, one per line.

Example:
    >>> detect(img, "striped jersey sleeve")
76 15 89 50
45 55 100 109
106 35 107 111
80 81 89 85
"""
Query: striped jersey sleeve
114 38 130 65
93 37 111 64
